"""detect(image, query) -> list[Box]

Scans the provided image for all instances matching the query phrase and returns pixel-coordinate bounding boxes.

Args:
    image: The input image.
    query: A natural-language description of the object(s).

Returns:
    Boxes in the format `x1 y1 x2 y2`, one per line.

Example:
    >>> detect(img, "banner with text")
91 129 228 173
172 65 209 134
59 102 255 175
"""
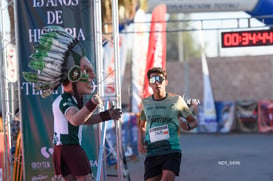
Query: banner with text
16 1 98 180
146 0 259 13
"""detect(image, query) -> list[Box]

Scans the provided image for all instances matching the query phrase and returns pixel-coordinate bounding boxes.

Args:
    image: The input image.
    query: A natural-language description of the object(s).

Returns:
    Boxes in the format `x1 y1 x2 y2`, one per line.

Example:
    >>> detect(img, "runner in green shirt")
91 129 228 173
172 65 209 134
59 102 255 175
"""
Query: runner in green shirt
138 67 198 181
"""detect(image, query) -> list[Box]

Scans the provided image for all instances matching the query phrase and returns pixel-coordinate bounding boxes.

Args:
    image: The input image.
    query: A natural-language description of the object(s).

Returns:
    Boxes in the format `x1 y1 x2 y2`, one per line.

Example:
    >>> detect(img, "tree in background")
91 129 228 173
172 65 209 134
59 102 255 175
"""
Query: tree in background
102 0 140 37
167 14 201 61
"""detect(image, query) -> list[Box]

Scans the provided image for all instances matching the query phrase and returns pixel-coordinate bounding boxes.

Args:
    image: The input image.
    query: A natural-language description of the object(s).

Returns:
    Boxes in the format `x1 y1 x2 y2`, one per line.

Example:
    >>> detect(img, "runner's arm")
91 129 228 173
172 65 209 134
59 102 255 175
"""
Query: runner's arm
138 119 146 154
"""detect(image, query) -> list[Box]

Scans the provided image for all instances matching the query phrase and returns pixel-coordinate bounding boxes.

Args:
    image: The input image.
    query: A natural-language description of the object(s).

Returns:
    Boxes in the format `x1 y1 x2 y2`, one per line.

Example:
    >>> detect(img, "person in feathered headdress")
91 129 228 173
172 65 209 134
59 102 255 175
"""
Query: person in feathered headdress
23 26 122 181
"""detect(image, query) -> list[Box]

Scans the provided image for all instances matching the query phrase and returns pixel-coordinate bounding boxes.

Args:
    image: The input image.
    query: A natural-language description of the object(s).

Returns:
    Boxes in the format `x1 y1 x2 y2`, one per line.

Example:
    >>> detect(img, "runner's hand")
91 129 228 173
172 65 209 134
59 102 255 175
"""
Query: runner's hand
138 142 146 154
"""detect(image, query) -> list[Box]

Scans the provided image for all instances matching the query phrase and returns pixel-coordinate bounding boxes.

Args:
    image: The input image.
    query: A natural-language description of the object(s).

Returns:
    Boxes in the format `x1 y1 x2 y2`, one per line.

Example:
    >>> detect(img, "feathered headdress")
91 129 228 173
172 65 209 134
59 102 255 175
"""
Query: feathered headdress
23 26 86 98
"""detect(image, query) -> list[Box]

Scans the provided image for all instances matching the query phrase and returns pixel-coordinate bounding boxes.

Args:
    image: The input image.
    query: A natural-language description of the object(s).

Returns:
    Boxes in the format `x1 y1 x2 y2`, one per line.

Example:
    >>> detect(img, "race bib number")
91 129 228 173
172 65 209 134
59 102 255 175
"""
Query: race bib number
149 125 170 143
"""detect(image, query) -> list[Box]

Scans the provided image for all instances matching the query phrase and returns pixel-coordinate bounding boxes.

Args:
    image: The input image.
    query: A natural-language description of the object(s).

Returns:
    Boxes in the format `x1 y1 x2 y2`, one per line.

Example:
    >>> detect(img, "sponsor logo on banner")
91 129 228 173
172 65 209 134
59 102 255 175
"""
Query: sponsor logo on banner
40 147 53 158
31 161 51 169
31 146 52 170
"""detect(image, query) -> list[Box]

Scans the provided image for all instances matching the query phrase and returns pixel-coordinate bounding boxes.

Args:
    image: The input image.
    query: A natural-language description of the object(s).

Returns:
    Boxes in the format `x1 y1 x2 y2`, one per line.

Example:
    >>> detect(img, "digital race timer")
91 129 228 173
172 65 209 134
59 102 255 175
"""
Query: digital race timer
221 29 273 48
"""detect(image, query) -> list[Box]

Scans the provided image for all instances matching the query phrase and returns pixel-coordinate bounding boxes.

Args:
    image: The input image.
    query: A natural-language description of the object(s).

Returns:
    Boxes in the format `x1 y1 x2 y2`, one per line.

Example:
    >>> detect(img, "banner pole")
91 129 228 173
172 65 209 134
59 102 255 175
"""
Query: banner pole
13 0 24 179
1 0 14 179
0 1 8 179
94 0 107 180
112 0 124 180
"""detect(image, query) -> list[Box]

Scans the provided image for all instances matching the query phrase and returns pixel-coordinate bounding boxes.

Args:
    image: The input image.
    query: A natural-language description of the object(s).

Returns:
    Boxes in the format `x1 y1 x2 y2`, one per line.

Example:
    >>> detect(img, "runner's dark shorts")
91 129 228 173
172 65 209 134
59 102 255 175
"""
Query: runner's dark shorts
144 152 182 180
53 144 92 177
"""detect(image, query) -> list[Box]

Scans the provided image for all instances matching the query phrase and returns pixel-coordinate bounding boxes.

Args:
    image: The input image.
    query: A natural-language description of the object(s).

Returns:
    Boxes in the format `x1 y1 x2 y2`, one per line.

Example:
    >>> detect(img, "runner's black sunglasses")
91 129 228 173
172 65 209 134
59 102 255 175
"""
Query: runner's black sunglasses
149 75 165 84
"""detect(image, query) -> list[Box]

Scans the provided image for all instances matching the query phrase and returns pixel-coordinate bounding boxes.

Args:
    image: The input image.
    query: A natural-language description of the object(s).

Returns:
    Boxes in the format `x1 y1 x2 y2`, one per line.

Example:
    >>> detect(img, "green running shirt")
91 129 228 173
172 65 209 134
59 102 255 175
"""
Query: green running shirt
140 93 191 157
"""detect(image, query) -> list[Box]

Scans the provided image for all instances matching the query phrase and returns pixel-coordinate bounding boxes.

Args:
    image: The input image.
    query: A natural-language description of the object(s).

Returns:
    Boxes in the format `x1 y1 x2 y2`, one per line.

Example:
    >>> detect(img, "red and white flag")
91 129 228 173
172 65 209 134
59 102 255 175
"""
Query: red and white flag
143 4 166 98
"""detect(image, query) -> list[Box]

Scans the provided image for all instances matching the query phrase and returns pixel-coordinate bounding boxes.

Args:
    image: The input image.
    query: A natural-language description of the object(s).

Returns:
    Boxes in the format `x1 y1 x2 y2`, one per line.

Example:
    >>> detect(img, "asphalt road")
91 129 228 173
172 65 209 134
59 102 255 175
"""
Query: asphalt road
106 133 273 181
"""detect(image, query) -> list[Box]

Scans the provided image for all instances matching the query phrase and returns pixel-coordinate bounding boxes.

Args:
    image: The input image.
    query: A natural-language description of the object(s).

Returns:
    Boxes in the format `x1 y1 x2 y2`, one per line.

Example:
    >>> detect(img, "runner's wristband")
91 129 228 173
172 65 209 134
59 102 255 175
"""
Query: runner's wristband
85 99 97 112
99 111 111 121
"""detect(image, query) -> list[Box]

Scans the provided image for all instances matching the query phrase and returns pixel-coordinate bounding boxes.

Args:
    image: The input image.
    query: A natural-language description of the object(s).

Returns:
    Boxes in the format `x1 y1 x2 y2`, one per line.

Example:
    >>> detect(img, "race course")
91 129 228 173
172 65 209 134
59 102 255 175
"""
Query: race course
107 133 273 181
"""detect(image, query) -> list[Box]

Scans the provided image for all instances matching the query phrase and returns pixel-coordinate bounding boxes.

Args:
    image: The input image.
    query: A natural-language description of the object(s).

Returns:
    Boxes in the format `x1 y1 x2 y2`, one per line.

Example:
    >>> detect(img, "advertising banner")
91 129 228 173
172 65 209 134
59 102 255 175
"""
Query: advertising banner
236 100 258 132
15 1 97 180
199 30 217 133
197 103 217 133
258 100 273 132
131 9 149 113
215 101 235 133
